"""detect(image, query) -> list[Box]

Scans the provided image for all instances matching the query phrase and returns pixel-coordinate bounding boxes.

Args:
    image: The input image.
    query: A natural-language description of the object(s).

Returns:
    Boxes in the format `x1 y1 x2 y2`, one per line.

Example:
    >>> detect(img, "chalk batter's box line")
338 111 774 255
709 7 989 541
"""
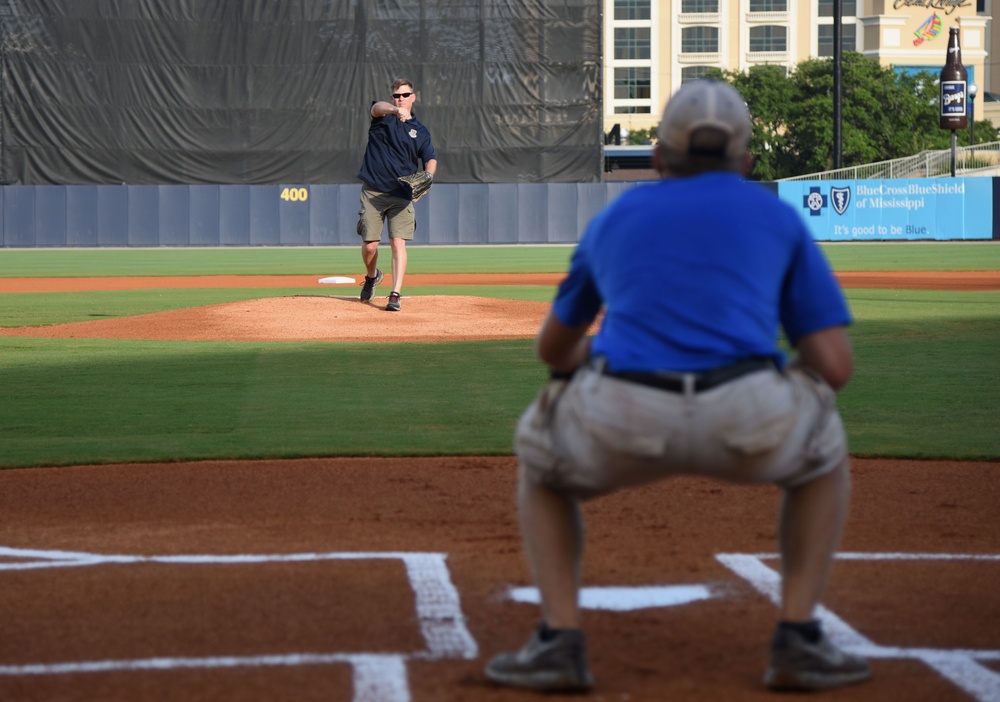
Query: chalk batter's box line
717 552 1000 702
0 547 479 702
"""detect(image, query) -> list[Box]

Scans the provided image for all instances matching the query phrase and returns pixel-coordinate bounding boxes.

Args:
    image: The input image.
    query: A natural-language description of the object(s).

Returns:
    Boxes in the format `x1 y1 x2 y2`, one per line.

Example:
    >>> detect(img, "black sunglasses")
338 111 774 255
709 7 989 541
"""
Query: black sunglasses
392 92 413 99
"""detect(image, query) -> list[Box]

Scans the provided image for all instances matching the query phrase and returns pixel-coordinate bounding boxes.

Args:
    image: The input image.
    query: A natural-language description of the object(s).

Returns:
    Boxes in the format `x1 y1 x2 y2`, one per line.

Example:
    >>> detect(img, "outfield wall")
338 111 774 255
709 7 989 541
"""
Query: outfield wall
2 180 998 247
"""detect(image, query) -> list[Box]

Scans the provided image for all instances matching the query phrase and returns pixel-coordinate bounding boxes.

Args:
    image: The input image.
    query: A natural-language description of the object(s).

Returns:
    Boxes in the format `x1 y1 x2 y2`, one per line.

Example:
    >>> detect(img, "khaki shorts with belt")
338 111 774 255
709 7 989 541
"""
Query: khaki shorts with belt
357 186 415 242
515 359 847 499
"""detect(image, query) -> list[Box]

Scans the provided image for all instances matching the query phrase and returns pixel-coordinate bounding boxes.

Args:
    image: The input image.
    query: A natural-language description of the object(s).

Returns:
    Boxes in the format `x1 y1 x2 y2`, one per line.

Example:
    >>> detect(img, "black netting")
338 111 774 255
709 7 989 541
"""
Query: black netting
0 0 601 184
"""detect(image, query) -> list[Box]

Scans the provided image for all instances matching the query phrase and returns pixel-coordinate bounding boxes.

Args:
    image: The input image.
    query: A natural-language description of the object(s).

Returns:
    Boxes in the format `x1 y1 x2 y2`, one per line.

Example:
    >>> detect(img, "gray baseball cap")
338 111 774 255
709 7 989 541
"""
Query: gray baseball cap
656 79 751 167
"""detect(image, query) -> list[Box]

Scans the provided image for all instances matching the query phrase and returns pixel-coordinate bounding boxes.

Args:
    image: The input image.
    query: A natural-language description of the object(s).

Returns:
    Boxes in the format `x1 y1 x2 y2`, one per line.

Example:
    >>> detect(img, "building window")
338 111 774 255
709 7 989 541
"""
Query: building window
614 105 652 114
749 0 787 10
681 0 718 11
614 27 651 60
749 25 787 52
818 24 857 56
681 66 714 83
614 0 650 21
681 26 719 53
818 0 856 17
615 67 651 100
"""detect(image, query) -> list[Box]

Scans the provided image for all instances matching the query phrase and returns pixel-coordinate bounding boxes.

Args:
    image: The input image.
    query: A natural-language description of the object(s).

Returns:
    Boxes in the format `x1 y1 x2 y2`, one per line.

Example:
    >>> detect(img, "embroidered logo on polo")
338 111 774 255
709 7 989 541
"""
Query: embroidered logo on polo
408 129 418 138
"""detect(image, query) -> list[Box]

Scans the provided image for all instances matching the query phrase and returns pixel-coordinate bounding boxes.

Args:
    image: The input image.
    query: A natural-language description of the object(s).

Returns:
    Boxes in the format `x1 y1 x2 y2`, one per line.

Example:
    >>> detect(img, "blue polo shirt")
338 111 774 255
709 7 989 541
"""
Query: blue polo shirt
552 172 852 373
357 106 436 199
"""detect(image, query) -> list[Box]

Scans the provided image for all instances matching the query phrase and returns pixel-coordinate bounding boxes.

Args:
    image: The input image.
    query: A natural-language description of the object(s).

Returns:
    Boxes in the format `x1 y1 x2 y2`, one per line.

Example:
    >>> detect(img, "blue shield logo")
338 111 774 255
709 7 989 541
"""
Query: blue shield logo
830 187 851 215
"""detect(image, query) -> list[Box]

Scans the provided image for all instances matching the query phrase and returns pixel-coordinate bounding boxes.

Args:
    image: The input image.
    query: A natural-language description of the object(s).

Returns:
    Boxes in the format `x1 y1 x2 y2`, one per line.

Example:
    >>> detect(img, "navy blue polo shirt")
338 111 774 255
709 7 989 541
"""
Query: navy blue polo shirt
357 105 436 199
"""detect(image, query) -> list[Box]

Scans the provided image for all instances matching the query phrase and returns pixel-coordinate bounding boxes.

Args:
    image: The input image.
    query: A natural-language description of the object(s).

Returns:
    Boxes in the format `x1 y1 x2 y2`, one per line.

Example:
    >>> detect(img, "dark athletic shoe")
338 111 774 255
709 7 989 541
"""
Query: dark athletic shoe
359 268 383 302
485 625 594 693
385 291 401 312
764 625 872 691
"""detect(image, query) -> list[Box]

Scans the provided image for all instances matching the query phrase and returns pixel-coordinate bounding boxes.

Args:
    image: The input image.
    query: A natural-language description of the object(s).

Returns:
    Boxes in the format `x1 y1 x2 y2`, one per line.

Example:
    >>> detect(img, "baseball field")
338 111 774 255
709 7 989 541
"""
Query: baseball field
0 242 998 701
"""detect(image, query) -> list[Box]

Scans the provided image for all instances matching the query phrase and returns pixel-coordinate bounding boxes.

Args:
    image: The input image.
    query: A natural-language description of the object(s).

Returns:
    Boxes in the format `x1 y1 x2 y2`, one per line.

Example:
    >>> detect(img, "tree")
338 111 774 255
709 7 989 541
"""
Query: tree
626 127 658 145
789 54 946 175
708 65 797 180
714 54 970 179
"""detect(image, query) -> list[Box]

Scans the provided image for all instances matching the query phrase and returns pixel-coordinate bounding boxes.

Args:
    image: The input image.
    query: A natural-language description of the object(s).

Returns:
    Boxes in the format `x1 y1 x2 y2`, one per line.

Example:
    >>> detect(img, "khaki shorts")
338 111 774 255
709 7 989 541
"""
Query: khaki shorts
515 364 848 499
357 186 415 242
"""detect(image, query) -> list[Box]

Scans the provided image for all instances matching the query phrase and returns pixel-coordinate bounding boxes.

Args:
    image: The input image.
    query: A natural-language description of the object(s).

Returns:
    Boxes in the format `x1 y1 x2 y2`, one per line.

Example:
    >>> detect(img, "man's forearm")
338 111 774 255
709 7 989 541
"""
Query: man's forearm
536 311 592 374
792 326 853 391
371 101 401 117
547 337 591 376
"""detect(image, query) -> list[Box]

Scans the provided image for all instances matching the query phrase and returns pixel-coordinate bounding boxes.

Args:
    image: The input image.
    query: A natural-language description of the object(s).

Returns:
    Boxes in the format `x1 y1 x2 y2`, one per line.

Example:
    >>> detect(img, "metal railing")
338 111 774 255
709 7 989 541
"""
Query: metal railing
778 141 1000 181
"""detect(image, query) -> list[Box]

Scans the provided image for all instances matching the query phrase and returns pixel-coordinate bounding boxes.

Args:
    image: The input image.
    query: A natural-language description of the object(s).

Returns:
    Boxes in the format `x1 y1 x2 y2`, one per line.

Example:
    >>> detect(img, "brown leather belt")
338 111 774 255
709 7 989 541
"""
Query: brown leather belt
603 357 774 393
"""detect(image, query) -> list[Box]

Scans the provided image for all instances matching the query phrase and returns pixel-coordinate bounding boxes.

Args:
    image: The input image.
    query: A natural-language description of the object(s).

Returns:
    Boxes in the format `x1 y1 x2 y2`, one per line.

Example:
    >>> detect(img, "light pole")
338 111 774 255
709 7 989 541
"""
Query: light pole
833 0 842 169
969 83 978 168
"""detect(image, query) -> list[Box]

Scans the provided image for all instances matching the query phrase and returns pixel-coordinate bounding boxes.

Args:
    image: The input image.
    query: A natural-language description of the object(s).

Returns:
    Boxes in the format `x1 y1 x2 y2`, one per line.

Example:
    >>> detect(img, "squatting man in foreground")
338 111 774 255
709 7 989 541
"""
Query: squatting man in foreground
356 78 437 311
484 80 872 693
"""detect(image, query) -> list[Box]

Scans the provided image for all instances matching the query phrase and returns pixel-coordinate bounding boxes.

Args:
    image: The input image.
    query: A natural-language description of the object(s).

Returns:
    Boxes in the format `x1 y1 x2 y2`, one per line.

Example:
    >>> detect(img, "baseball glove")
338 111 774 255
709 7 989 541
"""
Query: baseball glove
398 171 434 202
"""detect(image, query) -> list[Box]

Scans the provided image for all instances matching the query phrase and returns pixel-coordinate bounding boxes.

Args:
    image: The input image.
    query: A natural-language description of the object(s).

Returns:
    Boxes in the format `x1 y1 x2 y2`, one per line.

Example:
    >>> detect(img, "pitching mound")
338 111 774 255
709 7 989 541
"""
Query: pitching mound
0 295 550 342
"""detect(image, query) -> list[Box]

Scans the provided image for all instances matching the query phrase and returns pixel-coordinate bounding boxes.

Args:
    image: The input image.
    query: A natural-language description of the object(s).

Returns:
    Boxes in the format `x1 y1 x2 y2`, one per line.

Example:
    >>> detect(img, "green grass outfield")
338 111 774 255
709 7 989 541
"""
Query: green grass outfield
1 243 998 468
3 241 1000 276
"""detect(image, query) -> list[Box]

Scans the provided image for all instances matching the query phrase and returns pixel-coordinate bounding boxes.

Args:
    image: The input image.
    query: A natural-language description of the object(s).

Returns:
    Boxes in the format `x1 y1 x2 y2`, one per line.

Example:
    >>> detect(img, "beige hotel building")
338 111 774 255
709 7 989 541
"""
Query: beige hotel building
604 1 994 136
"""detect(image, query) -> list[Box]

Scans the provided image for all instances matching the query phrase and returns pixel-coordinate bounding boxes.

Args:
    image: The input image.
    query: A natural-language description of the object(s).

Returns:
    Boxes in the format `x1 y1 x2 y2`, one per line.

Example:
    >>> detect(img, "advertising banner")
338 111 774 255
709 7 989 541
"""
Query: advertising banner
777 179 993 241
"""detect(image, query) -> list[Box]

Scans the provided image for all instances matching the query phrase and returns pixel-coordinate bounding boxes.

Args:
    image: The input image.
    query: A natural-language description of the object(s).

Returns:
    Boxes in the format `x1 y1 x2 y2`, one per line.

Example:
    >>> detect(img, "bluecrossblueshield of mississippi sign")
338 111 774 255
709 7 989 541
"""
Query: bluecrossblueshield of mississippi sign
778 178 993 241
830 187 851 215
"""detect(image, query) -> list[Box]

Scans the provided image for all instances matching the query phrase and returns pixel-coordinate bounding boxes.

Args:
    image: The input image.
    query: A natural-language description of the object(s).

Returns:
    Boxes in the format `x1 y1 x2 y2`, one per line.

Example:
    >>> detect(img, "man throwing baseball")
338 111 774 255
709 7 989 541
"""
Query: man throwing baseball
484 79 871 693
356 78 437 311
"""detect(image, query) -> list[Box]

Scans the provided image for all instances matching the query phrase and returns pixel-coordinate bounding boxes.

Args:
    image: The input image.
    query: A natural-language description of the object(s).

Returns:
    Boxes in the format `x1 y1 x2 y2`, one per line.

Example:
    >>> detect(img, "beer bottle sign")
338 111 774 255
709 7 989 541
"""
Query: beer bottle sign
940 26 968 130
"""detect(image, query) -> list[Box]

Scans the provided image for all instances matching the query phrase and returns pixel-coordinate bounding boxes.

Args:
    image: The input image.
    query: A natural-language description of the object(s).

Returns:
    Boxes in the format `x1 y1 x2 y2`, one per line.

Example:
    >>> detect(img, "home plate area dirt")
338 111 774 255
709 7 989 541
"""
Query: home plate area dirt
0 271 997 702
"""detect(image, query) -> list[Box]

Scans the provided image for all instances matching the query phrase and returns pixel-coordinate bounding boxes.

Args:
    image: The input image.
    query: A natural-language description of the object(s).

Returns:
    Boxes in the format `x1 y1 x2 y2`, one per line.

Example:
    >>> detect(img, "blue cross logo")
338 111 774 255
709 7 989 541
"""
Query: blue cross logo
803 187 827 216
